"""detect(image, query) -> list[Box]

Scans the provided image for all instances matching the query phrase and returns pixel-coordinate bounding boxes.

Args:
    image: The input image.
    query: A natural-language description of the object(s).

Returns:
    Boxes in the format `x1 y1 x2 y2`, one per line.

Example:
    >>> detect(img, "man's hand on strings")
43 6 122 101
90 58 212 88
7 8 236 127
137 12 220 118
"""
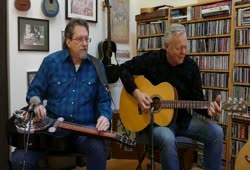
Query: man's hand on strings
133 88 152 113
96 116 110 131
33 105 47 122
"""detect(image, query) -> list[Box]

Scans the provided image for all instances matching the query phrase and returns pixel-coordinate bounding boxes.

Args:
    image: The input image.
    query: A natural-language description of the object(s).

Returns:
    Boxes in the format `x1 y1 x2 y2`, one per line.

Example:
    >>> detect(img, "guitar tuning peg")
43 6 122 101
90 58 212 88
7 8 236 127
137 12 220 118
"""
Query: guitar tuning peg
233 98 238 103
227 97 232 103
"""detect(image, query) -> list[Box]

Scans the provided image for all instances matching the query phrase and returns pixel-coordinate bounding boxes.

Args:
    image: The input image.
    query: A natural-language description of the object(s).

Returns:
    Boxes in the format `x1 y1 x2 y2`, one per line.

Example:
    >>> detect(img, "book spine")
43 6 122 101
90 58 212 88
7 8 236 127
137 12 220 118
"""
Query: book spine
202 5 230 14
202 1 231 10
202 10 230 18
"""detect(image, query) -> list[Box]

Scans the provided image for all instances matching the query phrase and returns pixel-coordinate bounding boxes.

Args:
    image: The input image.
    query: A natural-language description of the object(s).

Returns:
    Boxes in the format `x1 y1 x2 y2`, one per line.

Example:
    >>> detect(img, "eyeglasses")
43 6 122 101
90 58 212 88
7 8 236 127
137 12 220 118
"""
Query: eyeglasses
175 46 187 52
71 37 92 43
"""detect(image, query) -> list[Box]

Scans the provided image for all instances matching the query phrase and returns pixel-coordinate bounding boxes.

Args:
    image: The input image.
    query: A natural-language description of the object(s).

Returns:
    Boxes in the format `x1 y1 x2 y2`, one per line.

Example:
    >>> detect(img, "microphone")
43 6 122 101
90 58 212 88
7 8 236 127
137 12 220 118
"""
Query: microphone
28 96 41 112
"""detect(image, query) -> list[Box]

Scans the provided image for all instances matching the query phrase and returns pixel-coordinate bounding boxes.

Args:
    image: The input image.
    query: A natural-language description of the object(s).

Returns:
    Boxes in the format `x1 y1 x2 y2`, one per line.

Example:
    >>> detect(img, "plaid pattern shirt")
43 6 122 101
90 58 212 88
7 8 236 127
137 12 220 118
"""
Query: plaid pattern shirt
27 49 112 125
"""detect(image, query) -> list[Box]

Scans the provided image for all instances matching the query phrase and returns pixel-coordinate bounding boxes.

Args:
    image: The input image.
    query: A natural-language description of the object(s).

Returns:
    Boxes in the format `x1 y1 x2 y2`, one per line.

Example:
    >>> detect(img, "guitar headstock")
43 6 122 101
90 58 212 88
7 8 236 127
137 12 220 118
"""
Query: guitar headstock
221 98 250 113
104 0 110 8
115 133 136 148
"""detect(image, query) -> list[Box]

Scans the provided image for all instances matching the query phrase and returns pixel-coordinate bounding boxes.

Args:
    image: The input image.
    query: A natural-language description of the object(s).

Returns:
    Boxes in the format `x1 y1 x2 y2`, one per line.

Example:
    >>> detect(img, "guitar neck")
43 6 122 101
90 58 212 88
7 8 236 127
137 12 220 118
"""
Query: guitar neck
106 0 112 58
56 121 136 147
107 5 111 43
57 121 116 139
161 100 210 109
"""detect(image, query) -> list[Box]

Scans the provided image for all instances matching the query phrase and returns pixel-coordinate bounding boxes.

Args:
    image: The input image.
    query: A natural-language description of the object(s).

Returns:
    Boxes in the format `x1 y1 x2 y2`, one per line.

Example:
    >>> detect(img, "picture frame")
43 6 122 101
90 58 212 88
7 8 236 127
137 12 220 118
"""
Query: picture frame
66 0 97 23
27 71 37 87
110 0 130 43
18 17 49 51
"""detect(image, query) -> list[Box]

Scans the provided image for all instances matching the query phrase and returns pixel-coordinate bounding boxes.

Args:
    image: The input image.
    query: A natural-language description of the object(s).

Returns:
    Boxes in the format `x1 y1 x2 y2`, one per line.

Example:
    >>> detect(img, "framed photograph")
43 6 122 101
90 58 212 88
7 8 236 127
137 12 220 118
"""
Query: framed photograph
66 0 97 23
18 17 49 51
110 0 130 43
27 71 37 87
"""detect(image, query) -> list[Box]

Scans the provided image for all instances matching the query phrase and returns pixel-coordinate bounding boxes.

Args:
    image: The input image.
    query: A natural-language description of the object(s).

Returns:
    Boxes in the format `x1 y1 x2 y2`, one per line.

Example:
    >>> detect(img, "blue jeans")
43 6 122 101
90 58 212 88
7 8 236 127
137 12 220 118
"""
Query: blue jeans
152 116 224 170
10 136 107 170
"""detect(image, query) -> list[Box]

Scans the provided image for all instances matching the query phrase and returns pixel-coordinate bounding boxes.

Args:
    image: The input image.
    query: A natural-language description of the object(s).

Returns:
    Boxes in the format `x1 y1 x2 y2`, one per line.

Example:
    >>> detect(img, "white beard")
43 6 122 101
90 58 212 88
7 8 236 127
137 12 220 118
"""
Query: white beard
79 51 87 59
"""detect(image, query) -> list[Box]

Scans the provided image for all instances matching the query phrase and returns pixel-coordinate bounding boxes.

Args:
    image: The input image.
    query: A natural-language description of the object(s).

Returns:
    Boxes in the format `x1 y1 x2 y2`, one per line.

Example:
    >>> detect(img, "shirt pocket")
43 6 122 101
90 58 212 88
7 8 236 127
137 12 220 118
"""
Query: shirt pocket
80 79 97 99
48 77 70 99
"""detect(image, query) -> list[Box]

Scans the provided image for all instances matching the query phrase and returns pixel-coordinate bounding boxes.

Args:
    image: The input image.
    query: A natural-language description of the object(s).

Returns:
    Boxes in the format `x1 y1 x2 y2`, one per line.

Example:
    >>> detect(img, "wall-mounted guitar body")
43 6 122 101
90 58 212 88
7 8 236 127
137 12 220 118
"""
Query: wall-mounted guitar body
41 0 59 17
14 0 31 11
98 0 119 84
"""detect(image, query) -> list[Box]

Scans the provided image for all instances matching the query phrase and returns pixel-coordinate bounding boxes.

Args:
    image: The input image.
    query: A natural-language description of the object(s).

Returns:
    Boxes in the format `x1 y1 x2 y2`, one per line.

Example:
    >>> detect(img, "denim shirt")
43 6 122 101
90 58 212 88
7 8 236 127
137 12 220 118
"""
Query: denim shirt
26 49 113 125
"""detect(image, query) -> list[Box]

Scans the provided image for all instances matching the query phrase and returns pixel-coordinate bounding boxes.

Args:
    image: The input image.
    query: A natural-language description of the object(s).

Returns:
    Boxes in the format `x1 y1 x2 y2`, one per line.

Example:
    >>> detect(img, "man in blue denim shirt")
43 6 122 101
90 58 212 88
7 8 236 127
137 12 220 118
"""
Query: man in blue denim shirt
11 19 112 170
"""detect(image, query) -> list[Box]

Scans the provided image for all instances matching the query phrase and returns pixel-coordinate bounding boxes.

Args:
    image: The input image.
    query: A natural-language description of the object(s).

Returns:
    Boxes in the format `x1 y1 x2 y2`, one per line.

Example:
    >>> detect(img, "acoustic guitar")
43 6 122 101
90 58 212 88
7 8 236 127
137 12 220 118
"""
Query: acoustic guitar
14 0 31 11
235 132 250 170
119 76 250 132
98 0 119 84
41 0 59 17
234 114 250 170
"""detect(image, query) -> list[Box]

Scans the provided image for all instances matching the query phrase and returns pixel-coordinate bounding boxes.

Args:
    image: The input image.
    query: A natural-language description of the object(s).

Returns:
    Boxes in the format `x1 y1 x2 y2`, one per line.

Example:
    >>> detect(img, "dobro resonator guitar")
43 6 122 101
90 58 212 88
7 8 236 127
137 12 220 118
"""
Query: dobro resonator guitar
8 110 136 150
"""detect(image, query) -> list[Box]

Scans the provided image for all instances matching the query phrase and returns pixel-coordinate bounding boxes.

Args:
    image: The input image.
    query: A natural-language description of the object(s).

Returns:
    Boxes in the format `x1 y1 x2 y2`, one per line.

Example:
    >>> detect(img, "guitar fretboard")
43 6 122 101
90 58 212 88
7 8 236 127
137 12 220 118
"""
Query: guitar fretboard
161 100 210 109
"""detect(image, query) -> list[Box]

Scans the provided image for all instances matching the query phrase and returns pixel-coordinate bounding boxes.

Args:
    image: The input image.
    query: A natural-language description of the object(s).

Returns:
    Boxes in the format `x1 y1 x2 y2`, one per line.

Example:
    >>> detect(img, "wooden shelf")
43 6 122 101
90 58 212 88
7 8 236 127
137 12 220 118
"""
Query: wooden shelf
200 69 229 73
186 52 230 55
137 33 164 38
233 82 250 86
232 115 250 124
187 34 231 39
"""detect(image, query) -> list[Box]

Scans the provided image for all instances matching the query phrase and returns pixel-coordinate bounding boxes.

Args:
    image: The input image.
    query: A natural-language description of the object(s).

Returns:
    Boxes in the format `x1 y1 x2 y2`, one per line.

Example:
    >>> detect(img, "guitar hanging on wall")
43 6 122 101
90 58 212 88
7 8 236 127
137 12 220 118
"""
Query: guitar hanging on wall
41 0 59 17
98 0 120 84
14 0 31 11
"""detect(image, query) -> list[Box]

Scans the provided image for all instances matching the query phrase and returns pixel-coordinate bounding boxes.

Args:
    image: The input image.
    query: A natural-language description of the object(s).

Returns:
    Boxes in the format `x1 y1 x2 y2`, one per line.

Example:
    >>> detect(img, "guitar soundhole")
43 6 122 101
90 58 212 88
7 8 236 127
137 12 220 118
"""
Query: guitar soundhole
245 155 250 163
151 96 161 112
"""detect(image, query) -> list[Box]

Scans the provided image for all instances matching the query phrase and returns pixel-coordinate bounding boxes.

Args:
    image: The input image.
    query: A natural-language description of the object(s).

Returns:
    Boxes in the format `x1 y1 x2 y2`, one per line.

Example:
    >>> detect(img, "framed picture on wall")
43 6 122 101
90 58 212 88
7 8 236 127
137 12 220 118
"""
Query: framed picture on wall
27 71 37 87
18 17 49 51
66 0 97 23
110 0 130 43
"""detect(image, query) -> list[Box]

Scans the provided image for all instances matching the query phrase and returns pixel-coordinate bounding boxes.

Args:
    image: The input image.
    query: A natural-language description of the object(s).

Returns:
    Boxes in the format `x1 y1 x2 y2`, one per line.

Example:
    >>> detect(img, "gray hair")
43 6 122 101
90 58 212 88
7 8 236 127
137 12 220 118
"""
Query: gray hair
164 24 186 44
63 18 89 49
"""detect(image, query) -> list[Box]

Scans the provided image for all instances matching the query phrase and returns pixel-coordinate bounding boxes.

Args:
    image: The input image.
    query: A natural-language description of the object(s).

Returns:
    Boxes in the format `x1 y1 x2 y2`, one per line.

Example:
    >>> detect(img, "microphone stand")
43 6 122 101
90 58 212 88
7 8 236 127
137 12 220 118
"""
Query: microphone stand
22 110 34 170
150 107 155 170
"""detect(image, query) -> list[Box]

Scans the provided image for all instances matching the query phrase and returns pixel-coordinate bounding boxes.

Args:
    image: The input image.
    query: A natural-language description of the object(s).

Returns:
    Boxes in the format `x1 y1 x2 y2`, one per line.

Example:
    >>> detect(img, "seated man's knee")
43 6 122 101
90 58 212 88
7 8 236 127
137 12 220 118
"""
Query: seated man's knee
210 123 224 142
154 127 176 147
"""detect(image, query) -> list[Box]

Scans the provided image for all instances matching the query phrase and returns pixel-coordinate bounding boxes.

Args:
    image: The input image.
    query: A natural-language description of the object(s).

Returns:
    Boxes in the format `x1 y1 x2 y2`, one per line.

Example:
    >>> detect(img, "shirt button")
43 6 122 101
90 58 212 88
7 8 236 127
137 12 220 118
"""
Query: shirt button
72 102 74 104
58 82 61 85
70 114 73 117
88 82 91 85
73 90 75 92
74 77 77 80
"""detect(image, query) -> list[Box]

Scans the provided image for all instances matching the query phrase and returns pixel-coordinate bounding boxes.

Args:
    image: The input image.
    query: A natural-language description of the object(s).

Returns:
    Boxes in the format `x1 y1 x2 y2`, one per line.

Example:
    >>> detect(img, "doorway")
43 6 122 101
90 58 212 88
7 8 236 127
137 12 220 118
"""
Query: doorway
0 0 9 169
